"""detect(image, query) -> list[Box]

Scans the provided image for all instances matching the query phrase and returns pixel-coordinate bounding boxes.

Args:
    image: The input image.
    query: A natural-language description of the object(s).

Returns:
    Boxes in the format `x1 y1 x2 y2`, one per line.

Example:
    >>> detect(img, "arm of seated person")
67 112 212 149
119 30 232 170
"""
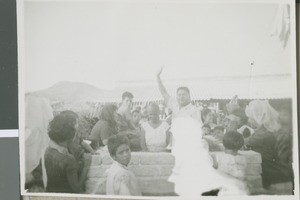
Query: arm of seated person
80 140 95 153
65 157 84 193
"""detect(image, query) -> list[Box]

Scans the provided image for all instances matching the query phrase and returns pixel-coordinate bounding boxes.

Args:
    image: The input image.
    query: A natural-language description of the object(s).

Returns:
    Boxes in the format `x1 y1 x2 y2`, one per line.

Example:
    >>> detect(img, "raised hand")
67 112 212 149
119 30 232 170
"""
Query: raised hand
156 66 164 77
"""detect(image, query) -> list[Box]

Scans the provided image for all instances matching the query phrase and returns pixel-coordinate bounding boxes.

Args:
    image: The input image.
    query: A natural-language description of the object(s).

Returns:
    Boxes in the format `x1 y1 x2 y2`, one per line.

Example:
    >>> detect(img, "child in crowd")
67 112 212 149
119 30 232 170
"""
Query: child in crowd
203 126 225 151
202 124 211 136
140 103 171 152
212 126 225 141
106 135 141 196
131 110 142 131
201 108 217 129
213 131 247 179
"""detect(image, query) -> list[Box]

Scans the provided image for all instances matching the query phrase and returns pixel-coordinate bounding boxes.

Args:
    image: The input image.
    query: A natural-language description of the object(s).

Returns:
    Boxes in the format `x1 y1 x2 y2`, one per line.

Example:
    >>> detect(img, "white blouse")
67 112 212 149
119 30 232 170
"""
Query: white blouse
141 121 170 152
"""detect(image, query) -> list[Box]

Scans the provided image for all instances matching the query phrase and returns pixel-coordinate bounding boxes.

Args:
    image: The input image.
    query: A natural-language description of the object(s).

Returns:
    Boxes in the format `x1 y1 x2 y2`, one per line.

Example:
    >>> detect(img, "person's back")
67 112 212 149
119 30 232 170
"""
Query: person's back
106 162 140 195
44 146 79 193
215 152 247 179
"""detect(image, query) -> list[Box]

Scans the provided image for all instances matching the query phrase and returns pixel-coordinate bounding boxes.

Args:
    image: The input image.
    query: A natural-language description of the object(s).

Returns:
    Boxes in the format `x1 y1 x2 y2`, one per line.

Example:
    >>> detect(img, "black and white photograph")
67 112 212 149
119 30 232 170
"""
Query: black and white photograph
18 0 299 199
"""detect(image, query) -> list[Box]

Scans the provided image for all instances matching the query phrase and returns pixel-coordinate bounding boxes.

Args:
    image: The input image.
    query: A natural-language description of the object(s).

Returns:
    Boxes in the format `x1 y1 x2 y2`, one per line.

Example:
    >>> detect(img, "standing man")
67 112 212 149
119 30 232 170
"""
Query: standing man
116 91 142 151
156 67 202 123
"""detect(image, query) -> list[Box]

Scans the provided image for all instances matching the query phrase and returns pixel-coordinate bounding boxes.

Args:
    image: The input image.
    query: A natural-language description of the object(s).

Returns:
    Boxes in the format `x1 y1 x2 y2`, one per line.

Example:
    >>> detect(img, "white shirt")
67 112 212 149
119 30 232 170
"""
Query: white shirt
106 162 141 196
167 97 202 123
141 121 170 152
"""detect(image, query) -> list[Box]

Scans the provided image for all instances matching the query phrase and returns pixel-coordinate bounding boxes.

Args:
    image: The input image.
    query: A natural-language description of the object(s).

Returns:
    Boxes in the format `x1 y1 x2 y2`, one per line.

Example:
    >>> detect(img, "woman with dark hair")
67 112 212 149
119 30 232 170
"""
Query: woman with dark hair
89 104 118 149
44 113 91 193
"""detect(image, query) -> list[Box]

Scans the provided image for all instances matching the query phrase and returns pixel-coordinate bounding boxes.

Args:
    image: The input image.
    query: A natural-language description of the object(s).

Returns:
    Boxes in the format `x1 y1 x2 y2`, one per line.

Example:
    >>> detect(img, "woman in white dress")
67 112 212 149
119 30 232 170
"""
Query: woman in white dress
140 103 170 152
169 117 248 197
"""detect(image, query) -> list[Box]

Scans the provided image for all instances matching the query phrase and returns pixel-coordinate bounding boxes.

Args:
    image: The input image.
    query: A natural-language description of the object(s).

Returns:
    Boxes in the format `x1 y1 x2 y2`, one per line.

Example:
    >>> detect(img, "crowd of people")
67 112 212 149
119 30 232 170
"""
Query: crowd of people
25 68 294 196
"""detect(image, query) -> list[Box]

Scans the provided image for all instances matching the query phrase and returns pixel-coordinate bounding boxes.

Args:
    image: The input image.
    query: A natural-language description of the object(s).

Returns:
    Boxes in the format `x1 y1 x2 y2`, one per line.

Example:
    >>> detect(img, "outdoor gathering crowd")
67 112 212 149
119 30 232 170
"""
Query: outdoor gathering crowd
25 68 294 196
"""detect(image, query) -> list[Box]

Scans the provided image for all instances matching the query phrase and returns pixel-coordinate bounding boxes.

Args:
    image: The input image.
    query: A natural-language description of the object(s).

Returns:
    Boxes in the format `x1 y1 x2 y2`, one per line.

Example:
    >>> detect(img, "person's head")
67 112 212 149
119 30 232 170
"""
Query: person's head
141 105 148 119
132 110 141 125
176 87 191 107
101 104 118 125
202 124 211 135
201 108 214 124
134 106 141 113
107 135 131 166
212 126 225 139
60 110 79 129
147 103 160 123
223 131 244 152
121 92 134 109
242 127 251 139
278 104 292 127
48 113 77 144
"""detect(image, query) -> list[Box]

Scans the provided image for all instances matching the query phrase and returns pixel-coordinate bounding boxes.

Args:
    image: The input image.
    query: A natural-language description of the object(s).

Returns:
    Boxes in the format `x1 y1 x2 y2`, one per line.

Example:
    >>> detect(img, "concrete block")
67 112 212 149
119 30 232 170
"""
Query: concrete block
90 154 102 166
87 165 110 178
128 165 160 177
159 165 173 176
238 151 262 164
138 177 175 195
85 178 106 194
245 163 262 175
139 152 175 165
129 153 140 165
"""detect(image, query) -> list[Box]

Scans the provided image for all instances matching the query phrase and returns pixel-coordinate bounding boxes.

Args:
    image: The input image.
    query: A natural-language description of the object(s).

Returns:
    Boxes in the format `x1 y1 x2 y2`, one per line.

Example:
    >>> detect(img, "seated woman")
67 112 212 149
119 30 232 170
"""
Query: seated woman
244 100 282 189
44 113 91 193
140 103 170 152
89 104 118 150
60 110 94 156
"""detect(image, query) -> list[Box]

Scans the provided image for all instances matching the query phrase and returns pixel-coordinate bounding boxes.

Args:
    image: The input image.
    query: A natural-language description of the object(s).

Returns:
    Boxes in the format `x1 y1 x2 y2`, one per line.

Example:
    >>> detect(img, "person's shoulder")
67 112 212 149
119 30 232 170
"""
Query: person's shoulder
114 169 131 184
62 153 77 168
107 163 128 177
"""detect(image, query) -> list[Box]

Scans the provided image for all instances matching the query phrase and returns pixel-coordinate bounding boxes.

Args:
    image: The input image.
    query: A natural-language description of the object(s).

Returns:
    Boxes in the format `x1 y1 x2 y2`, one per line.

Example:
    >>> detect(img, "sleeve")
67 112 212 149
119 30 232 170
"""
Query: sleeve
100 122 114 142
247 131 264 147
114 172 131 195
89 122 101 141
64 156 82 193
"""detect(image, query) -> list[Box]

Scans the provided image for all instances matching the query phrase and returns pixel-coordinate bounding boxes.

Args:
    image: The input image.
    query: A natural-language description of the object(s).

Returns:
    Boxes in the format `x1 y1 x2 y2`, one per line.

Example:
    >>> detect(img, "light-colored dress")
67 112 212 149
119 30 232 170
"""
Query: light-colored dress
141 121 170 152
106 162 141 196
168 117 248 197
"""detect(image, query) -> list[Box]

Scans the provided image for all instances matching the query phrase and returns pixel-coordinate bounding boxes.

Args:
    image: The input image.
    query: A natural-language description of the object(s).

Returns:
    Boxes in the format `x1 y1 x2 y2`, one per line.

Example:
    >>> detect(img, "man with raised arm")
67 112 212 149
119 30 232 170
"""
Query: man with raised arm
156 67 202 123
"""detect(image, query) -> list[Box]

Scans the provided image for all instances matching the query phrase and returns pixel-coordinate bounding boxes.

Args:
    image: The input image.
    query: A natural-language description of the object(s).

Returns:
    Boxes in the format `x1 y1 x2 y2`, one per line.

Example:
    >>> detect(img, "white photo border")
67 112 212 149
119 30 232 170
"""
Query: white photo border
17 0 299 199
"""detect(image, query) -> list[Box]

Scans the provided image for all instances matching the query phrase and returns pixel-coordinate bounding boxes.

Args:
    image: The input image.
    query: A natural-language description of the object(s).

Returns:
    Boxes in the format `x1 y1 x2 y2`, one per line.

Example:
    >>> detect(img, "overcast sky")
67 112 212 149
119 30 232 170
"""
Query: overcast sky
24 0 293 92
